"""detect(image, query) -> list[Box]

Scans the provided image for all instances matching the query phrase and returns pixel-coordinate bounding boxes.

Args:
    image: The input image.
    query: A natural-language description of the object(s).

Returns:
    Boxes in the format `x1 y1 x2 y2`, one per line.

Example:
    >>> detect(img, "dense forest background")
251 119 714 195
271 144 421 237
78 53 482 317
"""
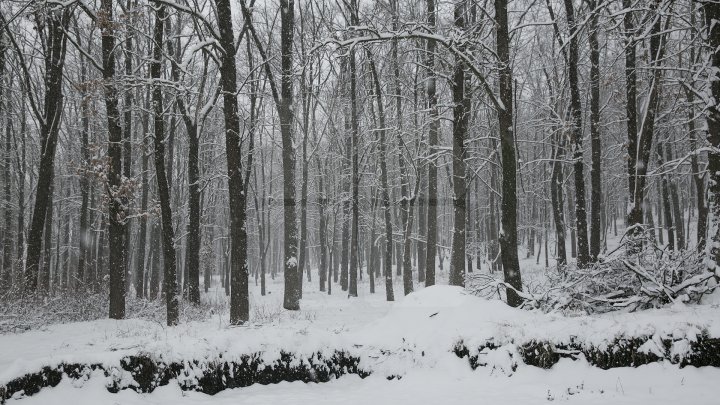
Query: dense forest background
0 0 718 326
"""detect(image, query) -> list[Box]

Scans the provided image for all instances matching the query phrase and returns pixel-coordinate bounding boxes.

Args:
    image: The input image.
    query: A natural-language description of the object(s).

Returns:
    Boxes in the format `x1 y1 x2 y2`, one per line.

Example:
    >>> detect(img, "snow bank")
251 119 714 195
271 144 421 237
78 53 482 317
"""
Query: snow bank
2 287 720 402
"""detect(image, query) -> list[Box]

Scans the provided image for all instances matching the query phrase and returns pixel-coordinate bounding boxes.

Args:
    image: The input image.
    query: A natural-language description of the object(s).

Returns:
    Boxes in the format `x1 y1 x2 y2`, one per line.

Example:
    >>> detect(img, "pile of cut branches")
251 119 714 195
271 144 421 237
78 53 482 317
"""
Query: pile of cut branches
468 236 718 314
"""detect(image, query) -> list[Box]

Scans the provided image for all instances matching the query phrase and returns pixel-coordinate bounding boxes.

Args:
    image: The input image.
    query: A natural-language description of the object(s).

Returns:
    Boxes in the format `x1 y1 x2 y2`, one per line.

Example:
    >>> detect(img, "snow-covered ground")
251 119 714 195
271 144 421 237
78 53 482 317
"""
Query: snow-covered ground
2 263 720 404
13 359 720 405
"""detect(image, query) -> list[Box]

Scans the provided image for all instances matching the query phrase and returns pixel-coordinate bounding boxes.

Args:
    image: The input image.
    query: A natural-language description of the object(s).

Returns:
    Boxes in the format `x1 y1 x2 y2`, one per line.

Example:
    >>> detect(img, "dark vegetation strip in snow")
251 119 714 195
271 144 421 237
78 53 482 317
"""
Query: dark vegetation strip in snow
3 333 720 402
0 351 370 403
453 332 720 371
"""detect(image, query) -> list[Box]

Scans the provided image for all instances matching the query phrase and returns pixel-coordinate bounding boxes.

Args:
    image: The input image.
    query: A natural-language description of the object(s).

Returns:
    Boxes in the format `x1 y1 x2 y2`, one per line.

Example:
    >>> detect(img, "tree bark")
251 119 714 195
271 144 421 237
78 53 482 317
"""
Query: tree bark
705 0 720 274
20 8 70 293
100 0 128 319
424 0 439 287
151 4 178 326
496 0 523 306
563 0 590 267
219 0 250 321
588 0 602 261
368 52 394 301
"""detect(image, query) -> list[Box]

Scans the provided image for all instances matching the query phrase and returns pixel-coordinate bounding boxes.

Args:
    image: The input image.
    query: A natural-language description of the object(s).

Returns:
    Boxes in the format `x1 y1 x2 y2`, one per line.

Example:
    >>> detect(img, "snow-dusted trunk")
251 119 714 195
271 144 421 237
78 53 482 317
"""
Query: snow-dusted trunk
151 5 178 326
368 52 394 301
703 0 720 276
77 49 91 291
666 144 685 249
656 142 675 250
318 158 328 292
41 180 53 293
0 36 11 290
449 0 467 287
348 19 360 298
219 0 250 321
496 0 523 306
627 1 665 247
624 0 641 239
563 0 590 267
21 8 70 293
98 0 128 318
424 0 439 287
122 11 133 293
588 0 602 261
135 89 150 299
279 0 301 309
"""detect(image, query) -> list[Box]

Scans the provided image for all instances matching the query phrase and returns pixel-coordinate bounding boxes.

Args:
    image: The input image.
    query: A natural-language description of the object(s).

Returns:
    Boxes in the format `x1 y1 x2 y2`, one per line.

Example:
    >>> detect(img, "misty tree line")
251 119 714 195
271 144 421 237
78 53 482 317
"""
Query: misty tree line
0 0 718 325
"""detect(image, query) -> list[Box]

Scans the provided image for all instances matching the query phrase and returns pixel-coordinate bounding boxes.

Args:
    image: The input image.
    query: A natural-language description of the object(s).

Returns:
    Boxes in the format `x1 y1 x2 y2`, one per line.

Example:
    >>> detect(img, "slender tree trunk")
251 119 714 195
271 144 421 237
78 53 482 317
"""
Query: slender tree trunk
368 52 394 301
449 0 468 287
77 58 91 290
588 0 602 261
15 89 27 289
624 0 641 238
496 0 523 306
318 158 328 292
628 1 665 246
41 180 53 294
425 0 439 287
135 90 150 299
149 219 161 299
151 5 178 326
563 0 590 267
657 142 675 250
122 10 133 293
666 144 685 249
21 9 70 293
0 40 11 290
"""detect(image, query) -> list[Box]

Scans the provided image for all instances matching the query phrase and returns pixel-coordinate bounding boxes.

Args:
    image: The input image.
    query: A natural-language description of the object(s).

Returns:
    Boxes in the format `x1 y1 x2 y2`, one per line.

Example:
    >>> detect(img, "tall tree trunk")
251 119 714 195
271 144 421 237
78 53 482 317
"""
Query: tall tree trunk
77 55 91 290
151 4 178 326
624 0 641 239
449 0 468 287
563 0 590 267
135 90 150 299
496 0 523 306
15 88 27 288
167 31 202 305
347 2 360 297
588 0 602 261
368 52 394 301
219 0 250 322
628 0 665 246
101 0 127 319
706 0 720 274
686 5 707 252
122 7 133 293
20 9 70 293
275 0 300 309
424 0 439 287
0 39 11 290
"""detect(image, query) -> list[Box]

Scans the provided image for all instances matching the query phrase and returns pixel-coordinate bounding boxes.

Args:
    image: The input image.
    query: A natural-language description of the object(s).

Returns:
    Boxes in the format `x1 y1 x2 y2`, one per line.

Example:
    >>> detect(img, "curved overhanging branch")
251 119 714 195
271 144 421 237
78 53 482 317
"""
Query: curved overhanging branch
314 28 505 113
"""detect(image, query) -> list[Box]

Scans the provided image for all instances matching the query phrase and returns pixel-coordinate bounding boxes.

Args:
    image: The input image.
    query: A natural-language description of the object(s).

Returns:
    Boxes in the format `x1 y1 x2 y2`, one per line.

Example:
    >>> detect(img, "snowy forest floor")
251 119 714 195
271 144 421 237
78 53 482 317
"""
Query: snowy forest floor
2 252 720 404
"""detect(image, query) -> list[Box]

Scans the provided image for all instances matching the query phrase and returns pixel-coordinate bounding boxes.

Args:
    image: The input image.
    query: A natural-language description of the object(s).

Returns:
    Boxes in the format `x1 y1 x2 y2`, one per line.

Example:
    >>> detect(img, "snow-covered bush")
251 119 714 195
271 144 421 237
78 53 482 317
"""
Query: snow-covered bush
468 237 718 314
